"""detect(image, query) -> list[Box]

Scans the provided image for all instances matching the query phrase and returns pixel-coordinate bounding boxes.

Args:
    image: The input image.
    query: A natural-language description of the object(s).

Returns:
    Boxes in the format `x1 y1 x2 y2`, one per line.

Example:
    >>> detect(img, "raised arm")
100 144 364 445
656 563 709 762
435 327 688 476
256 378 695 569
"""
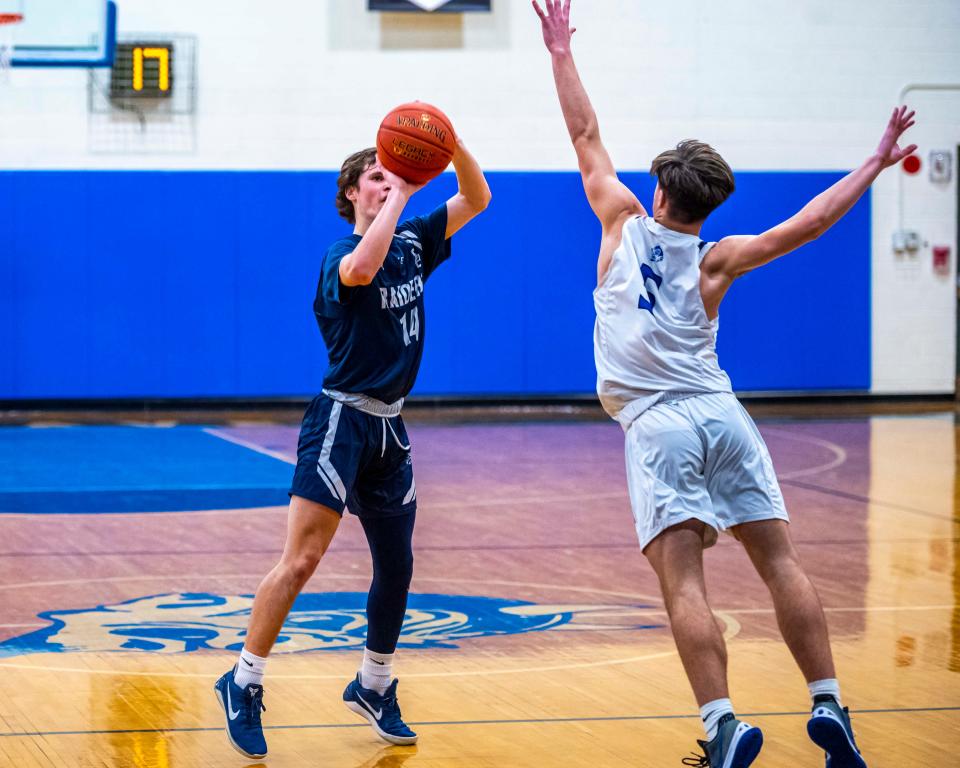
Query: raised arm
445 137 492 239
533 0 645 232
340 169 422 286
702 107 917 299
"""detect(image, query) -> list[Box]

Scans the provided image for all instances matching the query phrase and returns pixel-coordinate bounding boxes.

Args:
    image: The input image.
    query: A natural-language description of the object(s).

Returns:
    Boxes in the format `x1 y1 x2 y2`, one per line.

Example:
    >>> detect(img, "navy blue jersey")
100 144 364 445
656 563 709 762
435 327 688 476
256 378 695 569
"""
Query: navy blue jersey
314 204 450 403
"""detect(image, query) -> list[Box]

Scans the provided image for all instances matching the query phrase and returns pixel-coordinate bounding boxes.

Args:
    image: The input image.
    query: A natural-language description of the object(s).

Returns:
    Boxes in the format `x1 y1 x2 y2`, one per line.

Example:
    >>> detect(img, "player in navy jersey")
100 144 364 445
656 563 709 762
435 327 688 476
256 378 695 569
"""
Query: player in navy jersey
215 136 491 758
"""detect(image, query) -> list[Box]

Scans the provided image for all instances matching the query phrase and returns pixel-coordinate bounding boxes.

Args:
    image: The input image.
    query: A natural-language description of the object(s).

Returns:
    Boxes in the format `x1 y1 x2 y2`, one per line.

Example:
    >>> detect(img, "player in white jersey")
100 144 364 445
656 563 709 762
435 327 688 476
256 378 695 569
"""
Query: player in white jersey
533 2 917 767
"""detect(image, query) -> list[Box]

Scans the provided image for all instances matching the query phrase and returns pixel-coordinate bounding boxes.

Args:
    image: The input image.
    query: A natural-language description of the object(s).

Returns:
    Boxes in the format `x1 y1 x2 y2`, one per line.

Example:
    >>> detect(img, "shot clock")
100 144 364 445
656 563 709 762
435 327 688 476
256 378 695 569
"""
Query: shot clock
110 41 173 99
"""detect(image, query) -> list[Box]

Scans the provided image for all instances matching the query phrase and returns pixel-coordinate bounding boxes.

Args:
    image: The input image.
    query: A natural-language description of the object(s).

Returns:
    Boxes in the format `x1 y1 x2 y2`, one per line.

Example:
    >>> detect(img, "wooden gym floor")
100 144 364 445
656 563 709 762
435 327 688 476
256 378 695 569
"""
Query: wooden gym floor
0 404 956 767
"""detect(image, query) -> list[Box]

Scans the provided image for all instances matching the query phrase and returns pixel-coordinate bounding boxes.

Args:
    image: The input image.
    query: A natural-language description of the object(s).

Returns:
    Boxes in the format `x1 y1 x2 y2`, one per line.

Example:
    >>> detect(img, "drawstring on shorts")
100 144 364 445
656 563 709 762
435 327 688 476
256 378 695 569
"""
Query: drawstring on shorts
380 417 411 457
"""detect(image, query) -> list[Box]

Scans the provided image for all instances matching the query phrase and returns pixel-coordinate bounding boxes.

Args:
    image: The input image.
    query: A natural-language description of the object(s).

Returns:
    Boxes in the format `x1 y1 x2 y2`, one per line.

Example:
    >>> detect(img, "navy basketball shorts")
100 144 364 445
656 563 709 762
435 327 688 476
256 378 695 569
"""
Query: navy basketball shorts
289 394 417 518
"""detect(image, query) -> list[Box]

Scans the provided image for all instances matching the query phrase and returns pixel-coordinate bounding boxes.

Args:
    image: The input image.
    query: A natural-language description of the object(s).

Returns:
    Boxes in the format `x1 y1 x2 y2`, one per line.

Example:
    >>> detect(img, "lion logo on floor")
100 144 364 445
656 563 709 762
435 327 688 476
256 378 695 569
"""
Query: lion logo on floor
0 592 663 656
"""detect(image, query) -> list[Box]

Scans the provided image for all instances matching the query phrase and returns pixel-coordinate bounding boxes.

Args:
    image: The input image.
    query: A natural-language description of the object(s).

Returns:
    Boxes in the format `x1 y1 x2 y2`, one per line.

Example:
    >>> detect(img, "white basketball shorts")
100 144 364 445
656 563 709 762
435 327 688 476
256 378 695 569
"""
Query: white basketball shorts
624 391 789 552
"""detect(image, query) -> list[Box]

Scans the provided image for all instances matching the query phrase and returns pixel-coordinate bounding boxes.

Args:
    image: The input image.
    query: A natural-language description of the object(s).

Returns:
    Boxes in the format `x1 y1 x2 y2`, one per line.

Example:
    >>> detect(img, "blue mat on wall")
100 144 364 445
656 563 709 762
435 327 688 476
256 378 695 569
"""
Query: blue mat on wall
0 170 869 398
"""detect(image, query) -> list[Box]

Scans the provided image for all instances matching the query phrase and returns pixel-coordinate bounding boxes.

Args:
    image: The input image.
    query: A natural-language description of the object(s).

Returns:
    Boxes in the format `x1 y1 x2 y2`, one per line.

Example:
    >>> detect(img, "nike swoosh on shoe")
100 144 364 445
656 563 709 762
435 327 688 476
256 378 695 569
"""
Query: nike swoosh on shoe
357 692 383 720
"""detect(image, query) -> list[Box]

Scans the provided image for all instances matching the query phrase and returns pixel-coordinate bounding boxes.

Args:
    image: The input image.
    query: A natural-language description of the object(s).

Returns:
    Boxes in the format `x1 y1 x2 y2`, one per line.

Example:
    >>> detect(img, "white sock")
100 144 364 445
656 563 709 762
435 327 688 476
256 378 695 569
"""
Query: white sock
359 648 394 695
808 678 841 706
234 648 268 689
700 698 734 741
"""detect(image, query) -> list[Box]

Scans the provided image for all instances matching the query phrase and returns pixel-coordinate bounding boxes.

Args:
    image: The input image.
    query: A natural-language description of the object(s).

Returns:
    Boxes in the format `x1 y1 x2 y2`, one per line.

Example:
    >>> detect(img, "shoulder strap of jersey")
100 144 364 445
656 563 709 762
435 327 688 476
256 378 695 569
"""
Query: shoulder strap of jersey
697 240 717 263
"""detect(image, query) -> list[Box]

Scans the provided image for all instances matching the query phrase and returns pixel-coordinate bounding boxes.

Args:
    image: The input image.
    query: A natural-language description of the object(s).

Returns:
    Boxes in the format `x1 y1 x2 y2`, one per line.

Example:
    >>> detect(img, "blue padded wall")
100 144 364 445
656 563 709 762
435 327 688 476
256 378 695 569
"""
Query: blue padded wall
0 170 869 398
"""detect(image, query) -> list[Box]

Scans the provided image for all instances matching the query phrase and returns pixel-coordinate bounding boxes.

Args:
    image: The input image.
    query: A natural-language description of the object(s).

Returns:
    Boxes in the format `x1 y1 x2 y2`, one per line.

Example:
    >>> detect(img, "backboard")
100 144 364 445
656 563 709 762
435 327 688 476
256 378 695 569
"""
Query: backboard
10 0 116 68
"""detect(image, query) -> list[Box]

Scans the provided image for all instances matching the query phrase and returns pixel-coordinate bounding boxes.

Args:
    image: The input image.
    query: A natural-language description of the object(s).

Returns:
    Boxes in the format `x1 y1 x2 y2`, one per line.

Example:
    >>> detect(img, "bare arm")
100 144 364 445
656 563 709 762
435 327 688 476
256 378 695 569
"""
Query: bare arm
702 107 917 304
533 0 645 236
339 170 423 287
445 137 492 238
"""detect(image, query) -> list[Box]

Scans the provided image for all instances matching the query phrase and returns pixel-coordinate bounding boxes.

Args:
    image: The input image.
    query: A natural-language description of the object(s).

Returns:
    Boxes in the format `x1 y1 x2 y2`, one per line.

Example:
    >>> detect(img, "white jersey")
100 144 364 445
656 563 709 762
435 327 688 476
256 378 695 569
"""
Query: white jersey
593 215 733 426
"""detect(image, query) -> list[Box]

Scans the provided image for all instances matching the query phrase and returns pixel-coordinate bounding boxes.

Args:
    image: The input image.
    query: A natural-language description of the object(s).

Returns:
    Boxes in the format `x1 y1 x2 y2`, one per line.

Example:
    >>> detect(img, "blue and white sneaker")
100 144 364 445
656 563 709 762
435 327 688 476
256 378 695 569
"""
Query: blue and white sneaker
682 713 763 768
214 667 267 759
807 695 867 768
343 674 418 745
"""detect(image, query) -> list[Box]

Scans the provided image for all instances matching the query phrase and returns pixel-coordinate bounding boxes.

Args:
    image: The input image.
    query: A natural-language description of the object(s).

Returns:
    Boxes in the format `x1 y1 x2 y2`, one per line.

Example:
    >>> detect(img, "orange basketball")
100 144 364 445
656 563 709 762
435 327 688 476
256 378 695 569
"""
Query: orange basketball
377 101 456 185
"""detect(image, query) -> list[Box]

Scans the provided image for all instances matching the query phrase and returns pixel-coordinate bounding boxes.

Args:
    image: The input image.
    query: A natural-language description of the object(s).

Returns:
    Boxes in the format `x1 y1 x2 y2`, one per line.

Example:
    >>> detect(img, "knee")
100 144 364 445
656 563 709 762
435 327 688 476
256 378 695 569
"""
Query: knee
374 549 414 587
662 579 709 615
284 553 322 587
394 549 415 585
755 551 803 581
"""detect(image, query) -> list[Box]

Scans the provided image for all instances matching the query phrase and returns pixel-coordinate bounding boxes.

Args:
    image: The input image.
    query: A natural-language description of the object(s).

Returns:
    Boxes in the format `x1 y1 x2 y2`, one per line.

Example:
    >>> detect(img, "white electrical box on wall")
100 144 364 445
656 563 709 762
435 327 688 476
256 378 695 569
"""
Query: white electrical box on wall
929 150 952 183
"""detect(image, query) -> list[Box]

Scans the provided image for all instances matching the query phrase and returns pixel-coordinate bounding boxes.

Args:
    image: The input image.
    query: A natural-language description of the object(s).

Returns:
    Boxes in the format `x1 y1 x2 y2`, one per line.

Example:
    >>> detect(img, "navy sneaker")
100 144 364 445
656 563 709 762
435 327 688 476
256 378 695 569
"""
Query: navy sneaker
214 667 267 759
807 695 867 768
343 674 418 745
682 713 763 768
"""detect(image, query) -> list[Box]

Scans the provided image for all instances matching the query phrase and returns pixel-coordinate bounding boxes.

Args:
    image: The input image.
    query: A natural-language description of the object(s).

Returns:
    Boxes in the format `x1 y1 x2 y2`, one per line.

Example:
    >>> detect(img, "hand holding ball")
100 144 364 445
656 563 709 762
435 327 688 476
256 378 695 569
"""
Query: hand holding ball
377 102 456 185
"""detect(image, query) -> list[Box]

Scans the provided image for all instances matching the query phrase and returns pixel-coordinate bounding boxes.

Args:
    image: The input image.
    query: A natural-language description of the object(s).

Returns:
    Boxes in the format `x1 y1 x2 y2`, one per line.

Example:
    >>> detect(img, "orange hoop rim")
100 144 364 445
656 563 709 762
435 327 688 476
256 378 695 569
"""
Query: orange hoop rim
0 13 22 24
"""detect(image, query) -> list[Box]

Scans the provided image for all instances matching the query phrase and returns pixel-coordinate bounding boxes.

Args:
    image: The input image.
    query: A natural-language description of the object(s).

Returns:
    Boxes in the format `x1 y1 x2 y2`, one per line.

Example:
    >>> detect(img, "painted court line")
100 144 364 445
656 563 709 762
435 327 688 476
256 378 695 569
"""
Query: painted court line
779 478 956 521
203 427 296 464
1 706 957 739
762 427 848 480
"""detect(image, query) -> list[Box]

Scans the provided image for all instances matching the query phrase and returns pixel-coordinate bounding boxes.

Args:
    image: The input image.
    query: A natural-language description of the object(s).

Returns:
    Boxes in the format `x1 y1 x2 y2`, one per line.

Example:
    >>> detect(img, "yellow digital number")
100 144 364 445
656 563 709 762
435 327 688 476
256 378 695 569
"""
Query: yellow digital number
132 47 170 92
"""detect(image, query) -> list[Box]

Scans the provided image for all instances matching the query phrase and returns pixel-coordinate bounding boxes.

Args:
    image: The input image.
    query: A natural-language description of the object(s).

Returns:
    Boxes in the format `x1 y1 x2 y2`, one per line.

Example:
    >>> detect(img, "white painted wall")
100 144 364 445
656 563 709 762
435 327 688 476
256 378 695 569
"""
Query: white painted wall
872 89 958 394
1 0 958 392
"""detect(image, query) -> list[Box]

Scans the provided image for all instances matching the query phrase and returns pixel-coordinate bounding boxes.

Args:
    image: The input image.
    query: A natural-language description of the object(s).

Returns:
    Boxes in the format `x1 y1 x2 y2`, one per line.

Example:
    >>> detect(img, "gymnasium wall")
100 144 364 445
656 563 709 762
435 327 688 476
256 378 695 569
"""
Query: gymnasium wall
0 0 957 399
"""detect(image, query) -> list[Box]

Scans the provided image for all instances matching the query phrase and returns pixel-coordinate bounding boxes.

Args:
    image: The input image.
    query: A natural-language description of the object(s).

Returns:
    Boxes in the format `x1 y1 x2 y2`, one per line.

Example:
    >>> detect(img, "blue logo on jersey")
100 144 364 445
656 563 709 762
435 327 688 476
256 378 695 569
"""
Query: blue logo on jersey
0 592 663 657
650 245 664 262
638 264 663 314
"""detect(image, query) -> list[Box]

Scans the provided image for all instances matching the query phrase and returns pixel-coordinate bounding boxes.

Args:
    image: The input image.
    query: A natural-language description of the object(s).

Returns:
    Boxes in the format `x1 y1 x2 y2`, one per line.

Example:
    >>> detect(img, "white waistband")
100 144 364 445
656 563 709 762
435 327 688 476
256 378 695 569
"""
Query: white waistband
616 390 720 430
322 388 404 417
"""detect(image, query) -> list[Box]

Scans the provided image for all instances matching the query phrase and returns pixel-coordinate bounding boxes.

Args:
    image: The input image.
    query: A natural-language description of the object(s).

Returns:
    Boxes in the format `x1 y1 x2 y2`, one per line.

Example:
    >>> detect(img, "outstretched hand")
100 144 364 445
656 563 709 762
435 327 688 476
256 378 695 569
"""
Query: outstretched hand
532 0 576 55
875 105 918 169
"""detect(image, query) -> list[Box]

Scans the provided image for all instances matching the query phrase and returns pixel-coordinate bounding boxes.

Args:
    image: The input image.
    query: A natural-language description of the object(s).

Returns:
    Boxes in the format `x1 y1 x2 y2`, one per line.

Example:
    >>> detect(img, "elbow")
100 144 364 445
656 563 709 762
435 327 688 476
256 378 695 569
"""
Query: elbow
461 188 492 214
571 129 599 153
803 212 829 241
352 269 378 286
476 188 492 212
571 118 601 148
340 261 377 287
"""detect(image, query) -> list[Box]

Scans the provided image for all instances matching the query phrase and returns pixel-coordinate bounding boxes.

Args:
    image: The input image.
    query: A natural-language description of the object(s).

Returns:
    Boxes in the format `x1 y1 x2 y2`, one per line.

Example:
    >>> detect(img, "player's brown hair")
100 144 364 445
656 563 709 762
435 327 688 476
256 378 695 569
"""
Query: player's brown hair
336 147 378 224
650 140 735 224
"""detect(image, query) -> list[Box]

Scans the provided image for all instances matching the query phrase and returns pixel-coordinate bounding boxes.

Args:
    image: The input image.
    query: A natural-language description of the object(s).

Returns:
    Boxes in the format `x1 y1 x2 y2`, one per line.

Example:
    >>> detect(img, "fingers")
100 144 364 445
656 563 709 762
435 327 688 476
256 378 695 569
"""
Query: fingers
902 144 918 156
888 105 917 134
563 0 572 18
532 0 545 20
898 107 916 134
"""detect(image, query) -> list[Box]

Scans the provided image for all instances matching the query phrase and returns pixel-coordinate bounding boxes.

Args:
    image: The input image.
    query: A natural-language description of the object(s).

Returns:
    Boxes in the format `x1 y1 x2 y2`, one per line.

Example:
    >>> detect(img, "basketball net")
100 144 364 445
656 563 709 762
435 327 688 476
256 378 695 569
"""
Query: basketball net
0 10 23 82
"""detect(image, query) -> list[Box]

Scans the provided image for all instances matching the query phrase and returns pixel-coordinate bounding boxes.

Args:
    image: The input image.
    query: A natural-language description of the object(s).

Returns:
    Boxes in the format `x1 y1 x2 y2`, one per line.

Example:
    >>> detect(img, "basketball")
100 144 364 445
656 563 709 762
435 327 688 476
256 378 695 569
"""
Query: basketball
376 101 456 185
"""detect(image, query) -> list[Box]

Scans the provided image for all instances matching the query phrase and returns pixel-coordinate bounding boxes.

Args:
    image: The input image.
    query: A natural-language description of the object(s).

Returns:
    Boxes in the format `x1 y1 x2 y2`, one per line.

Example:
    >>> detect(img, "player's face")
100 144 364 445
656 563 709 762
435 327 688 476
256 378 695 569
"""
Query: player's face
351 162 393 223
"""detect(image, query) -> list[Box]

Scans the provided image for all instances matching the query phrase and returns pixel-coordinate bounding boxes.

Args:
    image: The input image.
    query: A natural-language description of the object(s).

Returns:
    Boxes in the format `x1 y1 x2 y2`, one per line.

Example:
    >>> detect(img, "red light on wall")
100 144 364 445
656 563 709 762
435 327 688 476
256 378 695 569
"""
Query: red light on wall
902 154 921 174
933 245 950 276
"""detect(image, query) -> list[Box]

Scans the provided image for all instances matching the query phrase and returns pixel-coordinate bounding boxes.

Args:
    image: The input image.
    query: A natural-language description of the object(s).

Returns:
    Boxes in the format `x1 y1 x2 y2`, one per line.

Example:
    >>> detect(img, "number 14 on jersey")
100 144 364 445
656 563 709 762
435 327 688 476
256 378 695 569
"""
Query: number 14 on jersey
400 307 420 346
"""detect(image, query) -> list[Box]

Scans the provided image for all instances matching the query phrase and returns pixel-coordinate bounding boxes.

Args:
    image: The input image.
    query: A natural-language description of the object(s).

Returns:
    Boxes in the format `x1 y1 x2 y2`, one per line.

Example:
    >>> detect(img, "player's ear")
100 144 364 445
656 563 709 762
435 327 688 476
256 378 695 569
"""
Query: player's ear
346 185 359 203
